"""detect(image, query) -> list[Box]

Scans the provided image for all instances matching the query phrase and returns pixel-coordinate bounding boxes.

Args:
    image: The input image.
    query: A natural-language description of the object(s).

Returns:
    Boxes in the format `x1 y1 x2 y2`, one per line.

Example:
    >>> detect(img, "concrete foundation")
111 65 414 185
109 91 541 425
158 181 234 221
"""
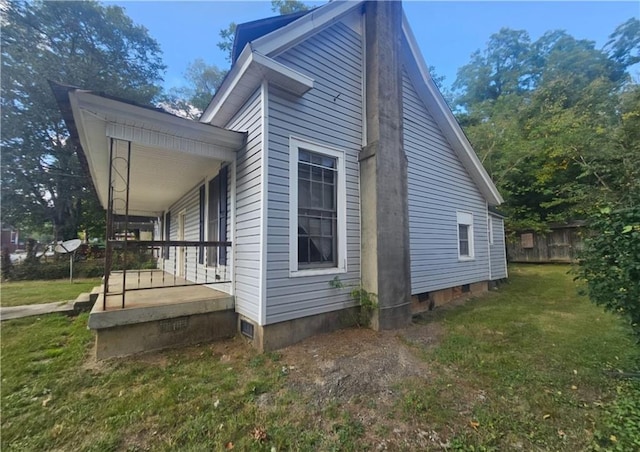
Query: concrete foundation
94 309 237 360
410 281 489 315
89 285 236 359
240 307 359 352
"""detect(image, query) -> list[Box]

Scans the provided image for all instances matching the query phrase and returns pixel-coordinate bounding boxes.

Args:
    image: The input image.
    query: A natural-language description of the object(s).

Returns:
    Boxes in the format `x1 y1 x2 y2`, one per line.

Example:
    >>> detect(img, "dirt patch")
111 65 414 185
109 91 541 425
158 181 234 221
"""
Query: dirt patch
265 321 460 449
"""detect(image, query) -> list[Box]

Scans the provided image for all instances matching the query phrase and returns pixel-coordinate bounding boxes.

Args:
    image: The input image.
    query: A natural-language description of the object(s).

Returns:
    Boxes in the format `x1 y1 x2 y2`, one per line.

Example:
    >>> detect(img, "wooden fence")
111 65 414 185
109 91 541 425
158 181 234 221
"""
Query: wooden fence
507 223 585 263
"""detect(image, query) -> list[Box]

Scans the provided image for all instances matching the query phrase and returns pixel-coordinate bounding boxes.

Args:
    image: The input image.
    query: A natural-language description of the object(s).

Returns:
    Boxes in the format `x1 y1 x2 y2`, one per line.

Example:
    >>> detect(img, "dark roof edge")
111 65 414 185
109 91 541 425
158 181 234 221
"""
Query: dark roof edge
488 205 507 218
231 9 313 64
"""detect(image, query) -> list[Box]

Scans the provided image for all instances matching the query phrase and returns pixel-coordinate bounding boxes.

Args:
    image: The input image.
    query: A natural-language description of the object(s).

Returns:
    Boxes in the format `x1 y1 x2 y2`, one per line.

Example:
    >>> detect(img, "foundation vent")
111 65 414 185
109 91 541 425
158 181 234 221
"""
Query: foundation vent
159 317 188 333
240 319 254 339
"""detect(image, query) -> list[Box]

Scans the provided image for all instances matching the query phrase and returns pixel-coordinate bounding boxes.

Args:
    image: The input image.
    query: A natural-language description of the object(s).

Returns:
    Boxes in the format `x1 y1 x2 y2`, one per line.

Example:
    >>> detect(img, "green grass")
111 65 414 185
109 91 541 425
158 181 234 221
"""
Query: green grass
0 278 102 307
1 265 638 451
407 265 639 450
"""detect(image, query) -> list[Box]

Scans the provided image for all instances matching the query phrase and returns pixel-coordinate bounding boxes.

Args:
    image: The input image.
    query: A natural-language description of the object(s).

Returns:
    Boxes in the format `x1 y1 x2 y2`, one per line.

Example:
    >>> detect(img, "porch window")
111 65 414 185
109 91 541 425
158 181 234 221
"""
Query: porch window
289 137 346 276
457 211 474 260
207 166 228 267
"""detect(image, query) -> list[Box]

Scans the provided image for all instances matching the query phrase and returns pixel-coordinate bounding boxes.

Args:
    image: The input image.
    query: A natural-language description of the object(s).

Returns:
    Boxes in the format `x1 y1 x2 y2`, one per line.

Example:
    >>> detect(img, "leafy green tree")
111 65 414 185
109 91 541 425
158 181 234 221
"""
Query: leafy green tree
271 0 309 15
454 28 533 110
1 0 165 240
163 59 227 119
217 22 238 64
454 19 640 230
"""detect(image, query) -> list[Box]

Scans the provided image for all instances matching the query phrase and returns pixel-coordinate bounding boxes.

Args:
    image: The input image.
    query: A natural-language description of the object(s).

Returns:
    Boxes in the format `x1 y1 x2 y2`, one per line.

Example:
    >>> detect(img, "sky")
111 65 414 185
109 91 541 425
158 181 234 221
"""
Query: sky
105 1 640 91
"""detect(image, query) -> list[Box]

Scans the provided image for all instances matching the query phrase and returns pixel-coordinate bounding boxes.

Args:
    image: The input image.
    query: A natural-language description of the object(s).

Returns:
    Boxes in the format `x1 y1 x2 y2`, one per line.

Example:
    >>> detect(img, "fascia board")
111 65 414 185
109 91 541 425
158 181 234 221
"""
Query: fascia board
402 15 504 206
200 48 313 127
74 91 246 151
68 90 109 209
251 0 364 57
252 51 314 94
200 45 255 125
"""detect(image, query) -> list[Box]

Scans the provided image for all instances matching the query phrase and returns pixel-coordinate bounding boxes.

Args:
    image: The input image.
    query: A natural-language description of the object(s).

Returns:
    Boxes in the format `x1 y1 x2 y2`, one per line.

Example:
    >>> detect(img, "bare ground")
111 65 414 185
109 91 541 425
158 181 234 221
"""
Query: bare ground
254 320 476 450
86 313 480 450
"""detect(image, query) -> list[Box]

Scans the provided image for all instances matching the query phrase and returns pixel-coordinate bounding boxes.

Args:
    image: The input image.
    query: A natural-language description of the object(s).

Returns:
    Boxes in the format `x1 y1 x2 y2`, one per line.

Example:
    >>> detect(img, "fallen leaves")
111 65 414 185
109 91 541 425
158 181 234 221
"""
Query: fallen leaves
252 426 268 442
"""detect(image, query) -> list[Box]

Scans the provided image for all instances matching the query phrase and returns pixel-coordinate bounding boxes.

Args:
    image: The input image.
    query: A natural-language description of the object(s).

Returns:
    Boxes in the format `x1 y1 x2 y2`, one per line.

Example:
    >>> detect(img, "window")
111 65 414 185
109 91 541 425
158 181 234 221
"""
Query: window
457 212 474 260
207 166 228 267
290 137 346 276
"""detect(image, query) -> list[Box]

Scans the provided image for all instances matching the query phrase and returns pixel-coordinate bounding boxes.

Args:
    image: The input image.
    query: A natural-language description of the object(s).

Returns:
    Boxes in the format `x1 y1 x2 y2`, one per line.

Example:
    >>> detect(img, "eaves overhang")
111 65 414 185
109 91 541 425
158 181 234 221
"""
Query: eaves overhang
200 47 314 127
51 81 246 217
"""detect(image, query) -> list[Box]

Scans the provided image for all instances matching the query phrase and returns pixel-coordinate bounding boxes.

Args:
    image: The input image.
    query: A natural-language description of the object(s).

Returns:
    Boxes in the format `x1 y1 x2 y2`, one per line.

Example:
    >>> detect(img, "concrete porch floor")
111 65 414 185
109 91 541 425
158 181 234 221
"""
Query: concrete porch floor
98 269 230 312
89 269 234 329
88 270 237 359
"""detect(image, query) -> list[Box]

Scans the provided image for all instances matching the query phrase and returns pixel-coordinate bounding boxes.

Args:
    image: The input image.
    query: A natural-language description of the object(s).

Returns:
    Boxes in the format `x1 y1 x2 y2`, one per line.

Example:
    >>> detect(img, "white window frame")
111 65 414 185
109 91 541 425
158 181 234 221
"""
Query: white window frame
289 136 347 277
457 211 475 261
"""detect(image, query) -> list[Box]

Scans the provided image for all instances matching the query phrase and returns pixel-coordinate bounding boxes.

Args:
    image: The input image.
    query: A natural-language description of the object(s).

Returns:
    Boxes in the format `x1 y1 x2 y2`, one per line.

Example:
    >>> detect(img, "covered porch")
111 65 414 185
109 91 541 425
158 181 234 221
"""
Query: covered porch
51 82 246 358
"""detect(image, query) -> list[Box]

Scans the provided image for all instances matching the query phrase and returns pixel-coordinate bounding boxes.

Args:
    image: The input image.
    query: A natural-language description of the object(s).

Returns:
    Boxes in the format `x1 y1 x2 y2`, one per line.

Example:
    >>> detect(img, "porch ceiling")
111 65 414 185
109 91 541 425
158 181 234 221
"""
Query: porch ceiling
52 83 246 217
108 142 223 217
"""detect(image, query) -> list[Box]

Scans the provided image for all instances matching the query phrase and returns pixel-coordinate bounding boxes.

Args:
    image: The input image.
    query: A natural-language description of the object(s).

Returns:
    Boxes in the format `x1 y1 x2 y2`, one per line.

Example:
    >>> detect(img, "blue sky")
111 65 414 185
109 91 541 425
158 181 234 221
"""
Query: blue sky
106 1 639 91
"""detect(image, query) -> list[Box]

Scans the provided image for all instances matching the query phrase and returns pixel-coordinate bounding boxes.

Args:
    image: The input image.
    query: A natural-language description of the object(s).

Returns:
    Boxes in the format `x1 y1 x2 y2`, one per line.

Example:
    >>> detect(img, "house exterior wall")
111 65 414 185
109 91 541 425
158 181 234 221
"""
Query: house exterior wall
264 19 363 325
489 215 508 280
163 171 234 292
225 89 263 323
403 69 491 294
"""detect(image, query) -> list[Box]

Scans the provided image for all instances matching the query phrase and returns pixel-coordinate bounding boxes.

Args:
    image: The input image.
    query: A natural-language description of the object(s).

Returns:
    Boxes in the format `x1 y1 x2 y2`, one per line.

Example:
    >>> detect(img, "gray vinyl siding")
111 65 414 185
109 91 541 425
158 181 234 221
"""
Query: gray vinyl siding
226 89 263 322
404 69 491 294
489 215 507 279
265 21 363 324
164 185 231 289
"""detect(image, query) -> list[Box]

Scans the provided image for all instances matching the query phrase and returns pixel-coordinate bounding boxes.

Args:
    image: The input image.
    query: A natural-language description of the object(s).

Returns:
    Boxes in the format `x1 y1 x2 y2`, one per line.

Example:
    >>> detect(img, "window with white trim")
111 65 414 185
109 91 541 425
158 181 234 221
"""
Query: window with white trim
457 212 474 260
290 138 346 276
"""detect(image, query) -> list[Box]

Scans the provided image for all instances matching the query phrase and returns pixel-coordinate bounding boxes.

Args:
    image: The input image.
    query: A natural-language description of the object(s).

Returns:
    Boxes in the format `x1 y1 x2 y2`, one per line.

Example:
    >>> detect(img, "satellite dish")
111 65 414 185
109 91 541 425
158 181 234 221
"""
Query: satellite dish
55 239 81 254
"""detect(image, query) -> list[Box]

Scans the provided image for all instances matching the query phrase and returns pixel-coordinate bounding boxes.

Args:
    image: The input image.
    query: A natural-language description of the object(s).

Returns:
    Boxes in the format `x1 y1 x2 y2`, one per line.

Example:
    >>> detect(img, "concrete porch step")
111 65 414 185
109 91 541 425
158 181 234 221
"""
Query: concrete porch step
73 292 94 313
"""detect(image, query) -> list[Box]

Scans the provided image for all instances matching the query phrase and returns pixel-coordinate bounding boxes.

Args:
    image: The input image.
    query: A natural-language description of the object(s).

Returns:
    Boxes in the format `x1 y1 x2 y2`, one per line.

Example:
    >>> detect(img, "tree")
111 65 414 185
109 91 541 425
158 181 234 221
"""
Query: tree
271 0 309 15
453 19 640 230
162 59 227 119
1 0 165 240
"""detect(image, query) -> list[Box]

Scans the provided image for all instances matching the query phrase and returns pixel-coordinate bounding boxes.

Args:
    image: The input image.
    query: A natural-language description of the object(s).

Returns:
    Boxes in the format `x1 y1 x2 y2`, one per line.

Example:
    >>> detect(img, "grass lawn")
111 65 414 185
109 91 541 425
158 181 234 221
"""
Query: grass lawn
1 265 638 451
0 278 102 307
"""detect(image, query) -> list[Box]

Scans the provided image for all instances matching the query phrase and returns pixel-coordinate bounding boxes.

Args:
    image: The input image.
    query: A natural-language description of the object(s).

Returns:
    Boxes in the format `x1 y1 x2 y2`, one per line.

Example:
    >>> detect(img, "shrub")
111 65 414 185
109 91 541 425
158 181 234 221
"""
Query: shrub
575 205 640 340
7 260 105 280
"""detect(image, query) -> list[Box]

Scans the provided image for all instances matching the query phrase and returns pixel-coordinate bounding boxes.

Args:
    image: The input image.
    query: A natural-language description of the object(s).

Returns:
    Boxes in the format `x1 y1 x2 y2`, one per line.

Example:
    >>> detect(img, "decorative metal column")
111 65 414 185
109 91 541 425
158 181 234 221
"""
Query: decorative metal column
103 137 132 309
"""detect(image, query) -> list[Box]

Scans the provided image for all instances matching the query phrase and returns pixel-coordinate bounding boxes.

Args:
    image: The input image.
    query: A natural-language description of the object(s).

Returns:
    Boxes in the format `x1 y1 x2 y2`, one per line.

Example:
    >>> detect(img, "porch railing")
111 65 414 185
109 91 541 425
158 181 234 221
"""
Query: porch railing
103 240 232 309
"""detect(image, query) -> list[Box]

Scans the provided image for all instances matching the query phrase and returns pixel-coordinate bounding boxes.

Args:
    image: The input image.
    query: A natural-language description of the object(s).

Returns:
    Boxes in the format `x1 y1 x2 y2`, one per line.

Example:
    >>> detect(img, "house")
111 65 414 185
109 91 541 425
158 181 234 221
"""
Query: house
1 223 21 253
52 1 507 359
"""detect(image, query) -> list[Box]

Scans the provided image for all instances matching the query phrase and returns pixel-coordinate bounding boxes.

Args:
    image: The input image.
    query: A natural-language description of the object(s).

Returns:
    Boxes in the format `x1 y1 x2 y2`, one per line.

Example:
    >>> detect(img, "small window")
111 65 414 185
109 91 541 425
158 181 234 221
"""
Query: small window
290 137 346 276
457 212 474 260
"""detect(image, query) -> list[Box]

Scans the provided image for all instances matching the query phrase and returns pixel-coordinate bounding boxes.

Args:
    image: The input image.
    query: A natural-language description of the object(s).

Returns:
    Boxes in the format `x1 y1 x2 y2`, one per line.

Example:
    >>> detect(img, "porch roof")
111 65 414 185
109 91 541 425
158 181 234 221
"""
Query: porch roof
51 82 246 217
